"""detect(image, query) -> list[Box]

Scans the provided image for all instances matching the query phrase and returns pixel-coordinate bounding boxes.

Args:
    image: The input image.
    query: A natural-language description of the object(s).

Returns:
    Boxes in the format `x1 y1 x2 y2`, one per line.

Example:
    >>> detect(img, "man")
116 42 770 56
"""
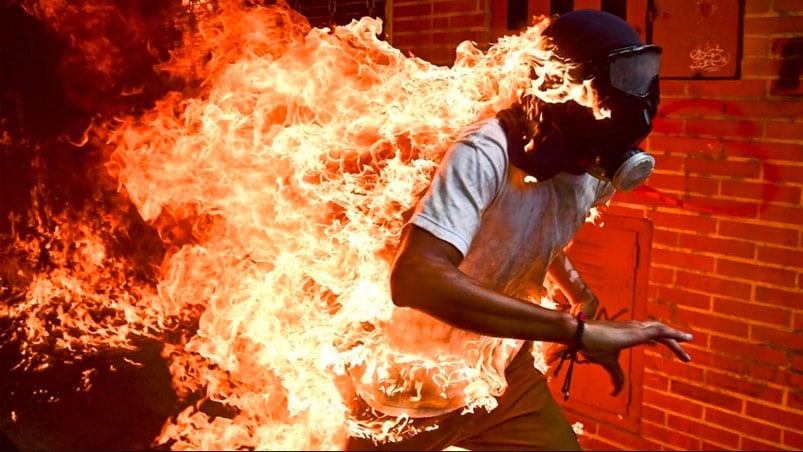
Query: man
346 9 692 451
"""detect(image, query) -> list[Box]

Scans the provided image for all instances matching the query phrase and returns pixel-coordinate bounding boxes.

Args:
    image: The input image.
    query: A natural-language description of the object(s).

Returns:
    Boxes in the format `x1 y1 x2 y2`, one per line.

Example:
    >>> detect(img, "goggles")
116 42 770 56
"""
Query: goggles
606 45 662 97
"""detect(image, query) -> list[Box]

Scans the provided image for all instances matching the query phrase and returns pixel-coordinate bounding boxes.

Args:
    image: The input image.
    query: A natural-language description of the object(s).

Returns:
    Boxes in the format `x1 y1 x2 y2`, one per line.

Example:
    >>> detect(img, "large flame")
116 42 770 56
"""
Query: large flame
2 1 600 449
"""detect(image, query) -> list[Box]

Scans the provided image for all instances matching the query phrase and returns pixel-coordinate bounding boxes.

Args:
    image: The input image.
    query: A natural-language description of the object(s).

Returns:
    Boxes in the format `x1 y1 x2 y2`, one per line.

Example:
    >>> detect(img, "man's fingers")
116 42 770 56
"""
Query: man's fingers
603 359 625 396
656 338 692 362
646 322 693 362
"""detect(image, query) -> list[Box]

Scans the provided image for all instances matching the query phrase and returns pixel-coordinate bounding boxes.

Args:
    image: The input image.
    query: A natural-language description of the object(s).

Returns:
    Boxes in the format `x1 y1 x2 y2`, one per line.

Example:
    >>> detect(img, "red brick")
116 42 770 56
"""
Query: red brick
660 98 728 116
677 307 750 337
756 285 803 307
745 0 772 13
643 387 704 417
655 286 711 310
758 245 803 269
672 380 744 412
710 335 788 366
448 13 486 28
676 270 753 299
652 227 680 247
688 118 763 139
712 297 792 328
716 258 797 286
686 174 720 194
751 324 803 352
682 194 760 218
686 79 767 98
719 220 798 247
650 135 724 156
707 370 785 403
741 436 787 451
643 369 670 391
790 382 803 409
642 422 702 450
741 57 786 77
668 413 740 449
759 204 803 226
705 406 783 443
653 248 715 272
721 179 801 204
726 100 803 118
393 3 432 17
685 156 761 178
746 400 803 430
394 18 430 32
432 0 479 14
644 172 686 191
650 151 685 170
722 140 803 161
641 403 666 425
766 121 803 141
644 352 706 381
749 361 796 386
432 16 449 28
652 211 718 233
775 0 803 13
677 233 755 259
764 163 803 187
648 265 675 285
744 15 803 34
786 430 803 450
651 116 684 134
647 297 674 321
393 32 432 47
660 80 686 96
742 36 771 58
683 345 745 374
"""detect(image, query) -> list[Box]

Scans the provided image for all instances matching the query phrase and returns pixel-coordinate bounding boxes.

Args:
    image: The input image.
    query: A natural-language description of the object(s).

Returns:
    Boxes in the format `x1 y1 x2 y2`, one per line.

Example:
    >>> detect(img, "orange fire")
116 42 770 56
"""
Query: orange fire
2 1 601 449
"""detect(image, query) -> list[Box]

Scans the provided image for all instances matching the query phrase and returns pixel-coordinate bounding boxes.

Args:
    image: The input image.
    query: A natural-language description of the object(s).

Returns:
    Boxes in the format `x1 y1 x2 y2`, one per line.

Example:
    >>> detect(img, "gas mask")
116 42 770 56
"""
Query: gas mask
502 10 662 192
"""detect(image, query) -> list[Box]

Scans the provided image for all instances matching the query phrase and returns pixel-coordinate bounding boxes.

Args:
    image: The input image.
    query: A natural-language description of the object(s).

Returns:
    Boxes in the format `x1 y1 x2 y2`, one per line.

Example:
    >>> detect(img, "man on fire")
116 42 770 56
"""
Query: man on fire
346 9 693 451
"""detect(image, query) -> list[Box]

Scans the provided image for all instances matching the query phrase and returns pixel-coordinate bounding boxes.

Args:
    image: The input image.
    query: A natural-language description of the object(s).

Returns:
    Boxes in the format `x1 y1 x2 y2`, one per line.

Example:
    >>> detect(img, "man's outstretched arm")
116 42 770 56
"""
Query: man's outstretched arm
390 224 693 361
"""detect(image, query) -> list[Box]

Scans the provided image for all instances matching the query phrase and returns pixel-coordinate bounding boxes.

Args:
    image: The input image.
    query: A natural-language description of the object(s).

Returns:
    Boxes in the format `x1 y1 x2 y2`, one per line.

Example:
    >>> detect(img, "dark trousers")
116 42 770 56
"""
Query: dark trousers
345 343 581 451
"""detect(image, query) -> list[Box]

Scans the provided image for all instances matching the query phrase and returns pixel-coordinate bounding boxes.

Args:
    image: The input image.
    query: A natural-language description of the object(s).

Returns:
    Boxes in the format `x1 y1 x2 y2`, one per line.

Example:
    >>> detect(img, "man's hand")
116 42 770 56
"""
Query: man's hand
583 319 693 362
547 318 692 397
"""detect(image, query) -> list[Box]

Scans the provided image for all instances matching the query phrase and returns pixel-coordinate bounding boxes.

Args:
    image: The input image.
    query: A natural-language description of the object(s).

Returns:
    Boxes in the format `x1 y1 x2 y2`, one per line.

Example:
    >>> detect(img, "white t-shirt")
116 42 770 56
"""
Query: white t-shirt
354 118 615 418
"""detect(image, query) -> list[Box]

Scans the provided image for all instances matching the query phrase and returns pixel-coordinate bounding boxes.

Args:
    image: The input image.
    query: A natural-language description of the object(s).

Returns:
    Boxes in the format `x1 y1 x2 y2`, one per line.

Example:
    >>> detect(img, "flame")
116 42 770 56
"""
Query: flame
2 1 601 449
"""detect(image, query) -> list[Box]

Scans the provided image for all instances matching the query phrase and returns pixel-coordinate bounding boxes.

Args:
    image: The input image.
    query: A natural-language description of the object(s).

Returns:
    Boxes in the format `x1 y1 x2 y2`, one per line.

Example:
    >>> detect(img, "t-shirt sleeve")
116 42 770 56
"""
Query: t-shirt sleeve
410 122 508 257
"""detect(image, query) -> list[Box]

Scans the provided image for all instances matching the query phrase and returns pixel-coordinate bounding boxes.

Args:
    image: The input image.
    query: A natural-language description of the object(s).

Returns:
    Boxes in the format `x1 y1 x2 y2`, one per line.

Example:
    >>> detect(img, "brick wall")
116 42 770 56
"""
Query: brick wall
388 1 802 450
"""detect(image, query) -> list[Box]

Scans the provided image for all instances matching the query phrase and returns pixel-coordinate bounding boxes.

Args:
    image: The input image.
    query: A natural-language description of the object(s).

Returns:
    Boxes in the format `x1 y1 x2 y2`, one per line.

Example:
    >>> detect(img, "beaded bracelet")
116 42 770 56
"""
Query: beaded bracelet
554 311 586 400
